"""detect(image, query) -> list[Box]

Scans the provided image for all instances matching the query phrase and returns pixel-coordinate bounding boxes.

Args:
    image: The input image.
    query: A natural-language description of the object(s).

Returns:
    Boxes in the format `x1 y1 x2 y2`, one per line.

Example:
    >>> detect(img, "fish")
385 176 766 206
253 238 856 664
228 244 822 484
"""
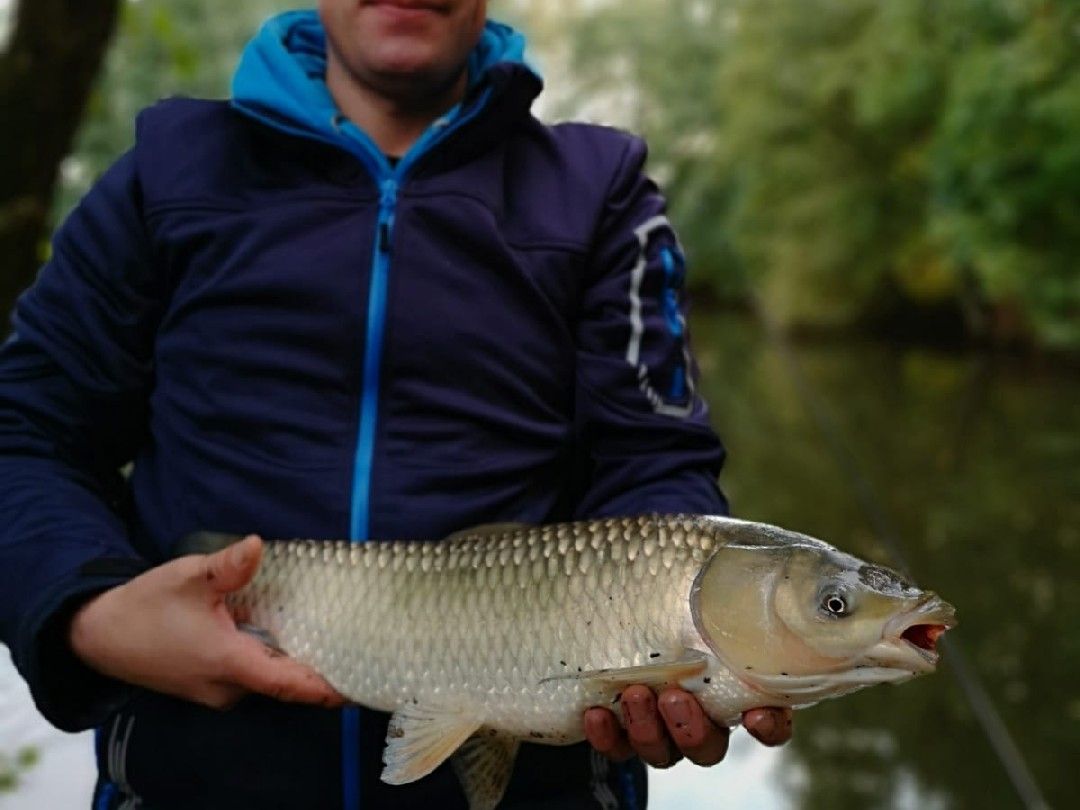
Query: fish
182 514 956 810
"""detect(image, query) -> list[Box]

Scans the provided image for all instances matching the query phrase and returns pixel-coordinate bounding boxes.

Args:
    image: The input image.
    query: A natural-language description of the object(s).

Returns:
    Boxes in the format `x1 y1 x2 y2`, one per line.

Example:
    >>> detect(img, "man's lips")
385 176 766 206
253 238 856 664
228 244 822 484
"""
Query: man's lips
366 2 449 27
366 0 449 12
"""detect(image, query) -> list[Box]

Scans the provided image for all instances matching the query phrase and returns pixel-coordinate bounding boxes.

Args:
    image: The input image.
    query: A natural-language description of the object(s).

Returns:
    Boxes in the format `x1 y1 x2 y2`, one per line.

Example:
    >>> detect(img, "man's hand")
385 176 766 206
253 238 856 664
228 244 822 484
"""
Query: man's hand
69 535 344 710
584 686 792 768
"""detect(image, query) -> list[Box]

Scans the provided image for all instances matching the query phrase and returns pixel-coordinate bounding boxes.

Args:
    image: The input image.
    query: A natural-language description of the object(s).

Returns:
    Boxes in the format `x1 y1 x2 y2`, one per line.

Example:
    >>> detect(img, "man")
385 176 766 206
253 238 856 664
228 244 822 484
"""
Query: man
0 1 791 807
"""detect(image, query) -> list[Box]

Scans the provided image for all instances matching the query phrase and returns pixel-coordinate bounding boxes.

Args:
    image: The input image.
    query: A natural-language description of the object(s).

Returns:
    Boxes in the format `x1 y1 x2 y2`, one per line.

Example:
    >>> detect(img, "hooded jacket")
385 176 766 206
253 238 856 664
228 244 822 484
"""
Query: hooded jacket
0 11 726 809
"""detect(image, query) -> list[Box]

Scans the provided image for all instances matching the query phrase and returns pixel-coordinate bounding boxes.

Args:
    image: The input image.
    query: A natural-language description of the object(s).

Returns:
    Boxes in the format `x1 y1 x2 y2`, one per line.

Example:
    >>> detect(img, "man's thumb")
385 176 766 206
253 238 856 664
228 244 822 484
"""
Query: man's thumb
205 535 263 593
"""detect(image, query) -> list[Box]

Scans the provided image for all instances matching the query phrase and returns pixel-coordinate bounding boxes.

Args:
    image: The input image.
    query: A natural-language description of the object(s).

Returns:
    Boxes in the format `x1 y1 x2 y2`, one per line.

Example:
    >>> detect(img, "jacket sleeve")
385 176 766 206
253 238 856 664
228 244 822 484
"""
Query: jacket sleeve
573 135 728 519
0 150 159 730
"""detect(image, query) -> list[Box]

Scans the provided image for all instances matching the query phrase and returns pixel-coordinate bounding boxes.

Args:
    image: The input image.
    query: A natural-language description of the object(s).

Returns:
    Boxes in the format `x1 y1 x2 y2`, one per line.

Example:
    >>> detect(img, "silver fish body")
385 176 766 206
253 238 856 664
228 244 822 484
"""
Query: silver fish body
221 514 955 809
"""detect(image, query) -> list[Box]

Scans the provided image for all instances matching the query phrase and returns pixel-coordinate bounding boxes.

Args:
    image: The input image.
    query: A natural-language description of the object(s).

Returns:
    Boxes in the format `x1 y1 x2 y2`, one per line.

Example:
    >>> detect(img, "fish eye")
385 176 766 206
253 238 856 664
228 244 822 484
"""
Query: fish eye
822 593 848 616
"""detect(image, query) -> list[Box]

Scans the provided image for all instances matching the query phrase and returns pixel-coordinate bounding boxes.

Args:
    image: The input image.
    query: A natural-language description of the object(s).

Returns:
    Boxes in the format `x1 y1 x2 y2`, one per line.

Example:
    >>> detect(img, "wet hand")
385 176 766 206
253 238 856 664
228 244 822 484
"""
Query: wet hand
69 535 345 711
583 685 792 768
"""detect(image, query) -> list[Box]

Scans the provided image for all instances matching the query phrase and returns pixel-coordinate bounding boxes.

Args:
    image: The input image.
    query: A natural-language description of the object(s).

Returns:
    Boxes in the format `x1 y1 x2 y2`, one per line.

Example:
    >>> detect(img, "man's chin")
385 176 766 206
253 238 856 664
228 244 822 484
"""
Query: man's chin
362 44 442 78
366 55 468 102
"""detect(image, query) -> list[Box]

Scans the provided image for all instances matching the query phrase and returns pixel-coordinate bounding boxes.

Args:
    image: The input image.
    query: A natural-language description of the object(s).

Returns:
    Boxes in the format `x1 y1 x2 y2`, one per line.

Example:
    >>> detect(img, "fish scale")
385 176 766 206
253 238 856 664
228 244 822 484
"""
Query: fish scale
234 517 712 729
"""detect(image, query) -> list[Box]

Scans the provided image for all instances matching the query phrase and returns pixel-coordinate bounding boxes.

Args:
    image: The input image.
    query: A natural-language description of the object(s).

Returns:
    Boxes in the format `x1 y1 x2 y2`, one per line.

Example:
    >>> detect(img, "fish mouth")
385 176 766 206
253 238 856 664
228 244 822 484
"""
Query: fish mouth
901 623 948 655
880 595 957 672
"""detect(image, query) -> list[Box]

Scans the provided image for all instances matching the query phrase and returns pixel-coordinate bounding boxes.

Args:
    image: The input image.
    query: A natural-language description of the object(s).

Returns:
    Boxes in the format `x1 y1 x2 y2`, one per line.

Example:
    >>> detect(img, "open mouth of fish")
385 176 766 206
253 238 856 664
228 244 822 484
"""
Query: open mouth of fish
884 596 957 671
901 623 948 658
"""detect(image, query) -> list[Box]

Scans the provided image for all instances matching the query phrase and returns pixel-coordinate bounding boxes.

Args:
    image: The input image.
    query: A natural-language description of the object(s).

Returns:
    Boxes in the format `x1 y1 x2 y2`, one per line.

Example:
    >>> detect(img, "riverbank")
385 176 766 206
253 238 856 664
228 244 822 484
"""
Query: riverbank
692 298 1080 367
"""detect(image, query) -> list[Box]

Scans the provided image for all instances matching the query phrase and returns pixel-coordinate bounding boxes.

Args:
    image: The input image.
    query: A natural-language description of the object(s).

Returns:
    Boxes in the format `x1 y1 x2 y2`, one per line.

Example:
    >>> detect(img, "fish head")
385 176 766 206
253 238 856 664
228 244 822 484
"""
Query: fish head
691 519 957 703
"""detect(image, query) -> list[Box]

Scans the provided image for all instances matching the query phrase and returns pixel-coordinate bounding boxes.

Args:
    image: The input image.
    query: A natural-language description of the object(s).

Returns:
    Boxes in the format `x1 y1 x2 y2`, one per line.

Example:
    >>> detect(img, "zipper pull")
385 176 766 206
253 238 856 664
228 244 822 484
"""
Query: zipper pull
377 178 398 254
379 178 398 208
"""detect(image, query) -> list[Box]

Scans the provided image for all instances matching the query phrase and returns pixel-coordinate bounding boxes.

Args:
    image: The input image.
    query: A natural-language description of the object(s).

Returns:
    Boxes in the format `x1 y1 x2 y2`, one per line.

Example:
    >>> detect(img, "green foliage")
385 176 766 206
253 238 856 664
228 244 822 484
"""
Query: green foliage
715 0 947 327
58 0 290 217
0 746 39 793
930 0 1080 347
564 0 1080 348
557 0 740 291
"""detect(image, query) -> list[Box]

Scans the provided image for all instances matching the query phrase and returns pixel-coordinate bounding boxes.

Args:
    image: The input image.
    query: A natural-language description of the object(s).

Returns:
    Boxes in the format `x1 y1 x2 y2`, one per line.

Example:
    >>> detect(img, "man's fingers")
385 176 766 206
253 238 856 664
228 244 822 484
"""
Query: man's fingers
203 535 263 594
742 707 794 747
620 685 681 768
657 688 730 766
584 707 635 762
223 633 345 707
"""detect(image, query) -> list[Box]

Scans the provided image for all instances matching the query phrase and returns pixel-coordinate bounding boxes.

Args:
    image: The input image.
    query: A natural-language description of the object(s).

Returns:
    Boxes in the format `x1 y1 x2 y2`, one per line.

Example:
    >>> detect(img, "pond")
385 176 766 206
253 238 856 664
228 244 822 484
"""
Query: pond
1 314 1076 808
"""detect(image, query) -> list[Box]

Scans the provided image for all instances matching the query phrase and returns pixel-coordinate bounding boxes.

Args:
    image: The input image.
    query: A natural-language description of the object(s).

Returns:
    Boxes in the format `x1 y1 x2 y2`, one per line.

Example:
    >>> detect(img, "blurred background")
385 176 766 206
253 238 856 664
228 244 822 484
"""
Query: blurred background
1 0 1076 807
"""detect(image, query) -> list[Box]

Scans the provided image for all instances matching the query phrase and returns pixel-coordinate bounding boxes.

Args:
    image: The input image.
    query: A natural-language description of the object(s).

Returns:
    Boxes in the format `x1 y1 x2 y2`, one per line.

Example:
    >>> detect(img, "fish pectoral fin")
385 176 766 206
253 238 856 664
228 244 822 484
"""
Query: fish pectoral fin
451 731 520 810
380 704 482 786
539 650 708 688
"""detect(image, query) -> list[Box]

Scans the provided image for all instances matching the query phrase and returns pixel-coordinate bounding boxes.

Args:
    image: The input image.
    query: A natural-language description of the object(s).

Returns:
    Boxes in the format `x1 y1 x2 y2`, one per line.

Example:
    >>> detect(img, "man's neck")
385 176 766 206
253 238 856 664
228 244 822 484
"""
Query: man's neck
326 54 469 159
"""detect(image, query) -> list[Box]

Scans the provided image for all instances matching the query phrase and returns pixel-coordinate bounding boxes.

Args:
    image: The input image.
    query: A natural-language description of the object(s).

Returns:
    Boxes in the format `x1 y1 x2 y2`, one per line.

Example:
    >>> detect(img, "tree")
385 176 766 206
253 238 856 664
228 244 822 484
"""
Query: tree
562 0 1080 349
59 0 289 218
0 0 121 321
558 0 740 291
931 0 1080 348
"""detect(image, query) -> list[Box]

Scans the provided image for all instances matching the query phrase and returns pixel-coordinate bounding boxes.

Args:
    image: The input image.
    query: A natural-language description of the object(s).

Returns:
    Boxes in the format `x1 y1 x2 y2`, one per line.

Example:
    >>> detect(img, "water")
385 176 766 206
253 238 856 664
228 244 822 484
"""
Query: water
681 315 1079 808
1 315 1077 808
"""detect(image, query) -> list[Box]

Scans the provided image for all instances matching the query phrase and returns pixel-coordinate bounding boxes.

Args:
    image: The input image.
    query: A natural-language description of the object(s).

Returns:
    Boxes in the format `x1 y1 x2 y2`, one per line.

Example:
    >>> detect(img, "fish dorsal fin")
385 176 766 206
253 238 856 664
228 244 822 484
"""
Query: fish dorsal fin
442 523 532 543
380 704 482 785
539 650 708 688
175 531 246 558
451 731 520 810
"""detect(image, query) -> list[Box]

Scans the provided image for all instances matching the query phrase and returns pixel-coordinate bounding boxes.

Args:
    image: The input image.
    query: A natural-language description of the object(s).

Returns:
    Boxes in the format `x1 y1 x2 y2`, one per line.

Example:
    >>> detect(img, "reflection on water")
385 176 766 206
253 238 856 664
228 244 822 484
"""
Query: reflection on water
692 314 1078 809
650 730 794 809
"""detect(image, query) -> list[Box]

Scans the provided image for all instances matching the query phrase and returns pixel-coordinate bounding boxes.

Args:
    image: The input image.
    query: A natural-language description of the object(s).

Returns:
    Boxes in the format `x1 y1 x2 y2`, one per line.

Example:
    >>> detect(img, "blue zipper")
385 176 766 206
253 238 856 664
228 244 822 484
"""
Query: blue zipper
345 86 494 546
348 176 397 543
339 86 493 810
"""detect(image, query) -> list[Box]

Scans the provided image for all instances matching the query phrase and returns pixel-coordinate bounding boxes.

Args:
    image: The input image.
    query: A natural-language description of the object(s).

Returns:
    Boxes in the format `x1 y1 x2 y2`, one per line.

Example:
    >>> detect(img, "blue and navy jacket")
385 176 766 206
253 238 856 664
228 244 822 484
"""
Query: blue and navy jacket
0 11 726 809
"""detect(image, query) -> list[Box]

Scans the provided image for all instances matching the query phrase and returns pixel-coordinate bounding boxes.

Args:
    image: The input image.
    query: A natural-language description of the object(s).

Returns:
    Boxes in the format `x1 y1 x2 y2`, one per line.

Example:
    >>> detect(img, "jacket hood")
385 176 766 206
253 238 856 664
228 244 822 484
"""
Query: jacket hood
231 9 541 163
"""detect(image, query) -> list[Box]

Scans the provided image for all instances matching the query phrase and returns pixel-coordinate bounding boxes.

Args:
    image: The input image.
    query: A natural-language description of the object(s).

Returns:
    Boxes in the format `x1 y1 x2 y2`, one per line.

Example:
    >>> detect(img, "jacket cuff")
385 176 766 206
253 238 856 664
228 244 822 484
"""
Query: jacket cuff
16 558 149 731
